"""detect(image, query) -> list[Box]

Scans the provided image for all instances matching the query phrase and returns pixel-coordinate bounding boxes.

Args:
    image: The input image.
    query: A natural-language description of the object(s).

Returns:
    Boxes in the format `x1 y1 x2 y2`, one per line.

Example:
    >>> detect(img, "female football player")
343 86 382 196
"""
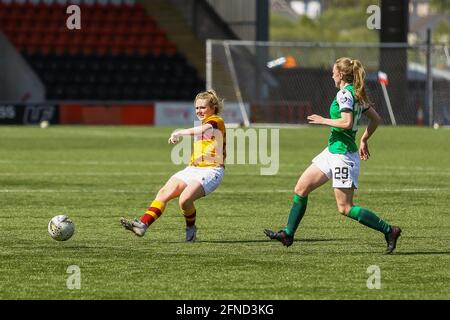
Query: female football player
264 58 402 254
120 90 226 242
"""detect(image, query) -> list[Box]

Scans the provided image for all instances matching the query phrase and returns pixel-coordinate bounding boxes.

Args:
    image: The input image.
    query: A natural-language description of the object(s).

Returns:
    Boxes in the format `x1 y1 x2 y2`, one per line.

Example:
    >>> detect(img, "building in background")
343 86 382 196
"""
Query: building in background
288 0 322 19
409 0 450 44
270 0 322 20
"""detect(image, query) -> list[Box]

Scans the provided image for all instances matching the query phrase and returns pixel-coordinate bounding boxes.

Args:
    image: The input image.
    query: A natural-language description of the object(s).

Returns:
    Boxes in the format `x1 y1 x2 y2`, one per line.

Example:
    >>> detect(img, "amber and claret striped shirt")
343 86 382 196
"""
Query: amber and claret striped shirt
189 115 226 167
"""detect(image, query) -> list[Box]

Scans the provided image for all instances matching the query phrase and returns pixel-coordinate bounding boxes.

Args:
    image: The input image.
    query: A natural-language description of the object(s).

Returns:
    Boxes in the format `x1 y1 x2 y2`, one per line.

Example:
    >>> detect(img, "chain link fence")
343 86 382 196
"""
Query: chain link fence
207 40 450 126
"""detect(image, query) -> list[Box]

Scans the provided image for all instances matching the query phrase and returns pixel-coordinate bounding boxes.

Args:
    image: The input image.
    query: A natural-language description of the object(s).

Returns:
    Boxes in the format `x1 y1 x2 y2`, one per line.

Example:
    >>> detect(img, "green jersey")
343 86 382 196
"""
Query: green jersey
328 84 365 154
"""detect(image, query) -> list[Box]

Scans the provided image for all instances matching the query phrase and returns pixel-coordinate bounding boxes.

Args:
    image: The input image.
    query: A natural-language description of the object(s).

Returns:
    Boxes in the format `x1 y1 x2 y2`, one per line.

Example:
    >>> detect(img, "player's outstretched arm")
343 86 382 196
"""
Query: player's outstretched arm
359 107 381 160
168 124 214 144
307 112 353 129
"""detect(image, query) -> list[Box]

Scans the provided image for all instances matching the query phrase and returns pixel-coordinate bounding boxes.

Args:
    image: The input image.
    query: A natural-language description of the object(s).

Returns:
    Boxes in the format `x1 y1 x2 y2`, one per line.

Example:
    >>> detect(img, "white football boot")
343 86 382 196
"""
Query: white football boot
120 217 148 237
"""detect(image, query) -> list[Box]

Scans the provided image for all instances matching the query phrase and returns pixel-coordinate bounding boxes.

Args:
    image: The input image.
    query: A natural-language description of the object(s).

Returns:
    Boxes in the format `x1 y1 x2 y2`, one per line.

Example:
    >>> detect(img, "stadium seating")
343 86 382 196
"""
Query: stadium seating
0 0 204 100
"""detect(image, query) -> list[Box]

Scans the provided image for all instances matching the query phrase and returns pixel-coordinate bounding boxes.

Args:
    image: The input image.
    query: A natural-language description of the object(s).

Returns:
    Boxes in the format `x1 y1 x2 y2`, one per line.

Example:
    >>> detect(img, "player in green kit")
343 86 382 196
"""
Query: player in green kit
264 57 402 254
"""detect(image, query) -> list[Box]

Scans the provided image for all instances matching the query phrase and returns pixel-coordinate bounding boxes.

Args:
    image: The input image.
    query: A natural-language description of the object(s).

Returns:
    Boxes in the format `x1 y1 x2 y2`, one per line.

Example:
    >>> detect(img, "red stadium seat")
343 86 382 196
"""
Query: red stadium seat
33 5 51 20
12 33 28 47
95 46 109 55
81 20 98 35
0 2 6 18
112 36 128 51
103 10 119 24
116 10 131 22
29 33 42 47
150 46 163 56
153 34 166 47
128 23 143 36
84 34 98 48
12 0 204 101
33 21 48 35
89 7 108 23
136 47 148 55
115 22 129 36
82 46 95 55
133 14 149 25
16 20 34 34
2 19 20 34
67 33 83 52
42 33 56 47
141 21 156 35
164 42 177 55
67 46 80 55
134 3 146 14
35 44 51 55
54 32 70 48
97 34 113 48
21 8 35 22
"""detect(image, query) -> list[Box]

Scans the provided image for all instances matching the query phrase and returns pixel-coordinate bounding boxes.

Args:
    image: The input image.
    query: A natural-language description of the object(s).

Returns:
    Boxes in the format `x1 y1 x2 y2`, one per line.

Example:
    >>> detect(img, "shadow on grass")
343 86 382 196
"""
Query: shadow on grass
163 238 343 244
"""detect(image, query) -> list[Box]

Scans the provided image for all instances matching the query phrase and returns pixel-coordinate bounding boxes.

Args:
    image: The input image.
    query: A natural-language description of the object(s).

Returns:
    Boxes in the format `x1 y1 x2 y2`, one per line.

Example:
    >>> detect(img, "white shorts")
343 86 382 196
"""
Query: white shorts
312 148 360 189
171 166 224 195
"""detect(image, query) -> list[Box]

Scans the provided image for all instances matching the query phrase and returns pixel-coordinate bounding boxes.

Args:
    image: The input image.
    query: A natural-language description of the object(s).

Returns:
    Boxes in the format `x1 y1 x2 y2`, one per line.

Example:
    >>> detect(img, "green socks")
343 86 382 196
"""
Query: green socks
283 197 391 236
284 194 308 236
348 206 391 234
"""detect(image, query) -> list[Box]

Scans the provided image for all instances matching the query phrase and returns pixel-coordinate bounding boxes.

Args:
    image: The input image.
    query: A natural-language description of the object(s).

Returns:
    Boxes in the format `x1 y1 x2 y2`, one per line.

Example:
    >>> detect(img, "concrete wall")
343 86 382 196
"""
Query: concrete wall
168 0 257 40
205 0 257 40
0 32 45 103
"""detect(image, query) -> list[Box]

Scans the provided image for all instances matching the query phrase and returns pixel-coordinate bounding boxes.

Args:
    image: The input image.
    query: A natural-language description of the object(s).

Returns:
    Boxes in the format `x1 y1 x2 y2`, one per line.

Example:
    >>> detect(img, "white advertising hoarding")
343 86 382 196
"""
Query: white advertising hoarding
155 102 249 126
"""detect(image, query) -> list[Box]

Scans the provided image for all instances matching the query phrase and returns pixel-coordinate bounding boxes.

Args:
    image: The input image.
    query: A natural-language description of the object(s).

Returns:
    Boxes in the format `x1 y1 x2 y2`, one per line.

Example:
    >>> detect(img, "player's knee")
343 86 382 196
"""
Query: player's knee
156 187 168 199
294 185 309 196
337 205 351 216
156 187 177 203
155 188 164 198
337 203 347 216
178 196 192 211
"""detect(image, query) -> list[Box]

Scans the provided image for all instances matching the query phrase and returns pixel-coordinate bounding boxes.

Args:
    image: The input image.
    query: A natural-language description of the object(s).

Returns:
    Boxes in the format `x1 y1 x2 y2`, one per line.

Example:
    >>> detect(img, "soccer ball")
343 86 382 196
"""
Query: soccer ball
48 215 75 241
40 120 49 128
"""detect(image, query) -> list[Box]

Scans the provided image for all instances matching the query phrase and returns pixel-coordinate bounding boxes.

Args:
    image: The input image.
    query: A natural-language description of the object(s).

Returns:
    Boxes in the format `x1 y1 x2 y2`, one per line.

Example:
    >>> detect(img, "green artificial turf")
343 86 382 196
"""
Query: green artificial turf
0 125 448 299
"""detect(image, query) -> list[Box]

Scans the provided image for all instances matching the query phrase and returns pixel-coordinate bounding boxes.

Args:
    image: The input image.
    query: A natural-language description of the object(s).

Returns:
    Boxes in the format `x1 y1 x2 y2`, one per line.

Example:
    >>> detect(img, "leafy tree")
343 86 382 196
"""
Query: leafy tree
270 4 379 43
430 0 450 13
433 20 450 43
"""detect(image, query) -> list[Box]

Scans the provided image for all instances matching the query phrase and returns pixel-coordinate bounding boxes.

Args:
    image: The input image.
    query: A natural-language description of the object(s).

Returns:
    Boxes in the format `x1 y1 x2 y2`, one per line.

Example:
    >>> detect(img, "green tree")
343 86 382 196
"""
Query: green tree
270 5 379 43
430 0 450 13
433 20 450 43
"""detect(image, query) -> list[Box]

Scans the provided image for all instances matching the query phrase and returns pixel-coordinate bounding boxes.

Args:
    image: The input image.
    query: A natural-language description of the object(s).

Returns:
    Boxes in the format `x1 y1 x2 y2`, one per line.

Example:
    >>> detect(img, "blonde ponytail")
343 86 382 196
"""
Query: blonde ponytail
335 57 370 107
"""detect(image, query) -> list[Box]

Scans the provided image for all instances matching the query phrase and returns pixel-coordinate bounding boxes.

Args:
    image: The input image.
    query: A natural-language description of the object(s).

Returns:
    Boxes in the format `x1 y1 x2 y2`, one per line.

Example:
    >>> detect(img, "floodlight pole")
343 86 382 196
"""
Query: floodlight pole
426 28 433 126
206 39 212 90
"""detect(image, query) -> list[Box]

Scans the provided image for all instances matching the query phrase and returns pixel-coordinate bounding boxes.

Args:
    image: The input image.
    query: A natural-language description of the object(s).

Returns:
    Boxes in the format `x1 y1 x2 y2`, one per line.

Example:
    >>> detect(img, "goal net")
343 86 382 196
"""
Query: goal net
207 40 450 127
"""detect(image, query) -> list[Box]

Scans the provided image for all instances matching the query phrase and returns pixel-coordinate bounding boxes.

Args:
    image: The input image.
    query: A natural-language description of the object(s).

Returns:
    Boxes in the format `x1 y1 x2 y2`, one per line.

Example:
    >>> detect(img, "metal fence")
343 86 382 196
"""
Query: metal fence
207 40 450 126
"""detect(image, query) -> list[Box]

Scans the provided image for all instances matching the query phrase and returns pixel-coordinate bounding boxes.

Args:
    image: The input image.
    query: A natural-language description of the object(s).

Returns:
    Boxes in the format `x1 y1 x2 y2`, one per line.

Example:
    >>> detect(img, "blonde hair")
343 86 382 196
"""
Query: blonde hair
194 89 224 114
335 57 370 107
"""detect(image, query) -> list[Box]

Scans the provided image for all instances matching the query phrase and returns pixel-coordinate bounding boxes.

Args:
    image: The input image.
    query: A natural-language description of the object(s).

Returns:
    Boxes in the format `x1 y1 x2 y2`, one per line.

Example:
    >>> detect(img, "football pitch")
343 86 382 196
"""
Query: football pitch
0 125 449 300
